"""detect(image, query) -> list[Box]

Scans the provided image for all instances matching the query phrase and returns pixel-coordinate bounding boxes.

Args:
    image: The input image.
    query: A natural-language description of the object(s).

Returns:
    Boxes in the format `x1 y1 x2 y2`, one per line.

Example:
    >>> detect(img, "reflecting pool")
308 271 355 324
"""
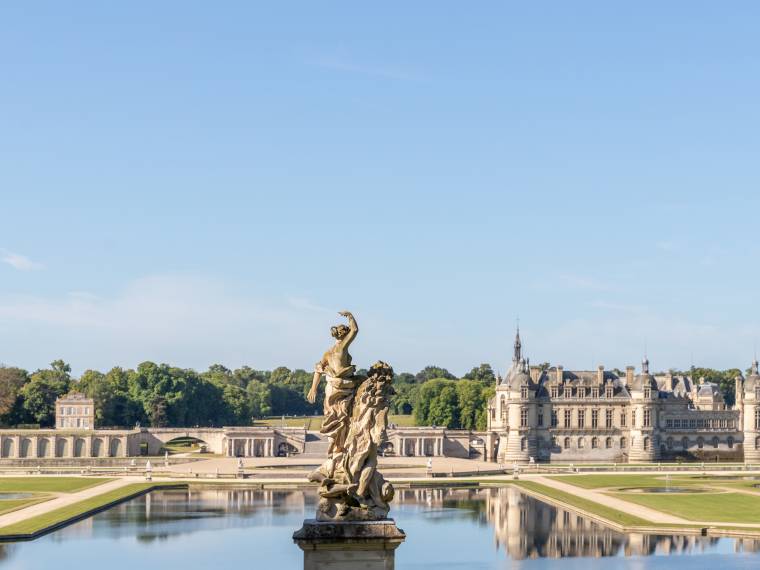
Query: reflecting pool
0 486 759 569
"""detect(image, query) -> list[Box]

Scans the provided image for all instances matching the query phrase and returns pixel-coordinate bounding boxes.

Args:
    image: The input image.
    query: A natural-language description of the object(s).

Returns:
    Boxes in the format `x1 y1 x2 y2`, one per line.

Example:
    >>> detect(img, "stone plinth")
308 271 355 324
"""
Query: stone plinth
293 519 405 570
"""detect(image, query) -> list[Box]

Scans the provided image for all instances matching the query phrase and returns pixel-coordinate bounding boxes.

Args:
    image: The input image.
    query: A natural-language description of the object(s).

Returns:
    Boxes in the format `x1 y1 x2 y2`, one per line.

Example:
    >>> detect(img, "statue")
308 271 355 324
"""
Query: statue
306 311 396 521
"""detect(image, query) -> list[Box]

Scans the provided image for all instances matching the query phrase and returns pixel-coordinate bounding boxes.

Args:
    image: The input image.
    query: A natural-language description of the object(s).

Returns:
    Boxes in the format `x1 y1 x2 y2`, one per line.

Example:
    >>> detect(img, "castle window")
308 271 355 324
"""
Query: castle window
520 408 528 427
681 437 688 449
537 408 544 427
578 409 585 428
728 436 734 449
500 396 507 422
521 385 529 399
520 437 527 451
644 386 651 399
564 386 572 398
666 437 673 449
643 409 651 428
551 386 559 398
712 437 719 449
620 410 627 427
591 388 599 399
591 409 599 429
643 436 650 451
674 419 681 429
697 437 704 449
578 437 585 449
756 436 760 450
564 409 571 428
605 437 612 449
666 419 673 428
606 409 613 428
564 437 571 449
551 410 558 427
591 437 598 449
605 385 613 398
578 387 586 399
620 437 627 448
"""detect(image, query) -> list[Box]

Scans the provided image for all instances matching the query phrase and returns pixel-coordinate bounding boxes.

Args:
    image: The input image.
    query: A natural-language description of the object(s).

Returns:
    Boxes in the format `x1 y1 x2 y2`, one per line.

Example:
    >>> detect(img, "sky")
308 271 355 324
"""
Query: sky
1 2 759 377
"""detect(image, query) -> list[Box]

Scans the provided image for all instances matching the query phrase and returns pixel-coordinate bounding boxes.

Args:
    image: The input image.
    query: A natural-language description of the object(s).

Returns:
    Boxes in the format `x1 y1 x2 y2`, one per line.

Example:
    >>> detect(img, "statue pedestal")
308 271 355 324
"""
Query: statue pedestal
293 519 405 570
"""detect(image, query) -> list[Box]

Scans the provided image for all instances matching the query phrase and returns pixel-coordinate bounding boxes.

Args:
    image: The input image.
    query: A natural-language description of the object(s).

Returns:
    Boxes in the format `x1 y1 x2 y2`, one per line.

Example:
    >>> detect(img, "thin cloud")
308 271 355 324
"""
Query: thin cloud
0 249 43 271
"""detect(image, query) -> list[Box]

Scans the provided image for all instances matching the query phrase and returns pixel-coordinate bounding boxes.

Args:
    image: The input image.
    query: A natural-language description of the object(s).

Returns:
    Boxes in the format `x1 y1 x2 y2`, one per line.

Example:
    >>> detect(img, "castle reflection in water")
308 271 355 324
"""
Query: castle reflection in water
46 486 760 560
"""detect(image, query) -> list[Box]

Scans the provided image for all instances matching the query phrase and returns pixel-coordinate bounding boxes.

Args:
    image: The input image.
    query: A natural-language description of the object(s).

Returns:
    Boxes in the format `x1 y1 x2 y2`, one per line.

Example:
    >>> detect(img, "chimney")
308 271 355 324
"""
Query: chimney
597 365 604 384
529 367 541 383
625 366 634 387
556 365 564 383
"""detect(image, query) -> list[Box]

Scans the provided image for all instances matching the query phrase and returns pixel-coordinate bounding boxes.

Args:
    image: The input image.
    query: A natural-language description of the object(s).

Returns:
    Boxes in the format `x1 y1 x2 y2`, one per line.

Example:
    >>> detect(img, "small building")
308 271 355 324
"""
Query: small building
55 393 95 430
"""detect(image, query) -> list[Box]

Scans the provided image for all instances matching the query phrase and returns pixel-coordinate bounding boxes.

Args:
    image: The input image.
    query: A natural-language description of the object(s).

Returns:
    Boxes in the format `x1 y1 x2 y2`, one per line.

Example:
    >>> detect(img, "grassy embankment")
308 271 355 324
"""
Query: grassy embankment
0 477 113 518
542 473 760 527
0 481 182 540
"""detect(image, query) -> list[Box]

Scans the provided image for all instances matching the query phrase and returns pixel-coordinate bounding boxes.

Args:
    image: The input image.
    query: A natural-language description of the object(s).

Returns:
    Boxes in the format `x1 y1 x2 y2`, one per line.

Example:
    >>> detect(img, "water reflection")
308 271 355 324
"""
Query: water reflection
0 486 758 569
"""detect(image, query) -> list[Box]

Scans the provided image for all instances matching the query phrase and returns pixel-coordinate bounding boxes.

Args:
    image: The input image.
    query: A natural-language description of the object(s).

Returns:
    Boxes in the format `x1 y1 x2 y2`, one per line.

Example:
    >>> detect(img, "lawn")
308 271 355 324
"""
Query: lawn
0 478 111 494
0 483 180 538
551 474 676 489
609 491 760 524
511 480 655 527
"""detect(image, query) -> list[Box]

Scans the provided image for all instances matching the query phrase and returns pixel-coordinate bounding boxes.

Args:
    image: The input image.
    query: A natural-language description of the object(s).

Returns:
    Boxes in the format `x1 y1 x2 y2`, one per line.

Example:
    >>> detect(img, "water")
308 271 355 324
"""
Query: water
0 486 758 569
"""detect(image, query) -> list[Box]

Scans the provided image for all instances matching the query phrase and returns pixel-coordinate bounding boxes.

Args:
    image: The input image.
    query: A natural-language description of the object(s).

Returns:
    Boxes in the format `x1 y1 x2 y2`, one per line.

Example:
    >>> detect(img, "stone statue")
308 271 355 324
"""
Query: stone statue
307 311 396 521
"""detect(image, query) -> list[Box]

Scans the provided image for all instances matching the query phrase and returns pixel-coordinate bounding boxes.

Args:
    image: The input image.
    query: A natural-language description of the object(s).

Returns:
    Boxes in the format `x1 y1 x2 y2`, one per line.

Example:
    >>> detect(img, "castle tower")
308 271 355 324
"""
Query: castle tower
499 328 538 464
742 359 760 463
627 357 660 462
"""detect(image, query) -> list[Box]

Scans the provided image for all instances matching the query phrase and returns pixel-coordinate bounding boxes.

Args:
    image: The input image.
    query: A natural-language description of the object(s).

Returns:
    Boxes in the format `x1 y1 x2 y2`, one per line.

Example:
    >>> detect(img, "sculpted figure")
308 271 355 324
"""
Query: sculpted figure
306 311 395 521
307 310 359 455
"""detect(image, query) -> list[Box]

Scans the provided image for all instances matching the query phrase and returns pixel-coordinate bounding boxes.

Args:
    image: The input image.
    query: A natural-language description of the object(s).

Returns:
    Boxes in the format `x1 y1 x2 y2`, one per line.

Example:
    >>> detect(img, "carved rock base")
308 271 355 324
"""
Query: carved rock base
293 519 405 570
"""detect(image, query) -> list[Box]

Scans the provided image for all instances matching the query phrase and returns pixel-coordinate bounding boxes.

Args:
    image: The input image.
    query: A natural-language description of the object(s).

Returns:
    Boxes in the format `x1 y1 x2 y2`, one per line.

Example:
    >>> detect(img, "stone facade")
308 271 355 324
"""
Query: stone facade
55 392 95 430
0 426 307 459
487 328 753 464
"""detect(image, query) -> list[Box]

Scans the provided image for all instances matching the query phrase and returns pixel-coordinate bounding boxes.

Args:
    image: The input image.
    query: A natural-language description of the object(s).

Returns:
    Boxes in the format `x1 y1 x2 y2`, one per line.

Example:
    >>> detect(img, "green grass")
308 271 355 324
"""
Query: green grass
608 491 760 523
551 474 678 489
0 497 50 516
0 483 178 538
0 478 112 494
511 480 655 527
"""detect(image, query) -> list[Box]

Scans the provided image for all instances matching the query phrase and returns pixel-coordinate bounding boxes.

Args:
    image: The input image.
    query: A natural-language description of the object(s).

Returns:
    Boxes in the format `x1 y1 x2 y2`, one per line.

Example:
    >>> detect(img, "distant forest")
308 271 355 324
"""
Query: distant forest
0 361 742 431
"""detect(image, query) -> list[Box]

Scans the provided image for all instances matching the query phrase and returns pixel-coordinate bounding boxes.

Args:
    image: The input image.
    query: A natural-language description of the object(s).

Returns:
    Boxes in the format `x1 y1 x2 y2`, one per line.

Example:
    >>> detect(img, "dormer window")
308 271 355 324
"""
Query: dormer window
564 386 572 398
605 385 614 398
644 386 651 399
591 388 599 399
520 385 529 399
579 387 586 399
550 386 559 398
755 387 760 400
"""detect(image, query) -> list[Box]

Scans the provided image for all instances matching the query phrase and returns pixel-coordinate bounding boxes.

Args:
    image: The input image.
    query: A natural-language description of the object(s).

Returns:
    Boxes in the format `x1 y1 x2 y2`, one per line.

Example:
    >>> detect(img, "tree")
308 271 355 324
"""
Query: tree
456 379 485 430
247 380 272 418
463 363 495 386
19 361 72 426
0 367 29 425
414 379 455 425
415 366 456 383
427 384 459 428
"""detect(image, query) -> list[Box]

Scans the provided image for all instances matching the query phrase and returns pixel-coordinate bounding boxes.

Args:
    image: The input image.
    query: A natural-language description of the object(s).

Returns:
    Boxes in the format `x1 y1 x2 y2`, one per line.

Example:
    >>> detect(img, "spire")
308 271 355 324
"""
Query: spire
752 358 759 376
642 356 650 374
512 324 522 364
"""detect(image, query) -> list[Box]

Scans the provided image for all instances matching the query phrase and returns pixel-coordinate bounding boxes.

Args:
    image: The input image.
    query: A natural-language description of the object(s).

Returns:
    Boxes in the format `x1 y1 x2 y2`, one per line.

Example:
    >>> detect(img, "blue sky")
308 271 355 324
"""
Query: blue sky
1 2 759 376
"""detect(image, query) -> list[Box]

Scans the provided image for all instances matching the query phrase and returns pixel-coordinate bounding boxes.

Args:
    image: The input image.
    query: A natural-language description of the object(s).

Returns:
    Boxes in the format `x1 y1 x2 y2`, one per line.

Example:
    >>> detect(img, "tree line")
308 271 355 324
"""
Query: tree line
0 360 498 430
0 360 742 430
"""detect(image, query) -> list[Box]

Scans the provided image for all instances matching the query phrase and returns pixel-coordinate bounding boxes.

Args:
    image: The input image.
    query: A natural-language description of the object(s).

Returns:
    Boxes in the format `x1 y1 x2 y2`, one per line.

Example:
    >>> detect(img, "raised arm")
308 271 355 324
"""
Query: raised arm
338 310 359 346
